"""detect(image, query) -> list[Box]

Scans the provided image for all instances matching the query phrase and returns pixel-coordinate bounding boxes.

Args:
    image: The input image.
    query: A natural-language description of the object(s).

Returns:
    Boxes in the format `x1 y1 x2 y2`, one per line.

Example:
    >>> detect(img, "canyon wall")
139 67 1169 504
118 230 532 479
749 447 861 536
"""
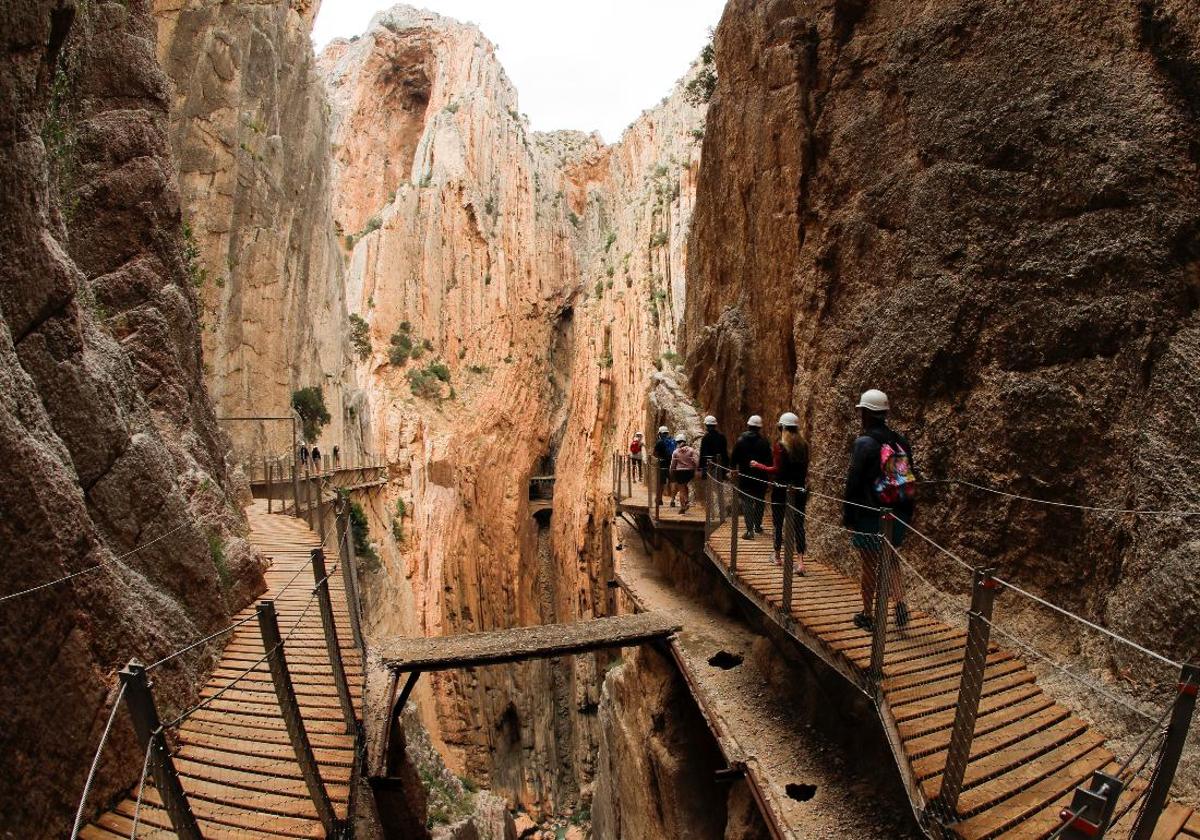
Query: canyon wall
686 0 1200 660
152 0 367 459
0 1 265 835
319 4 707 818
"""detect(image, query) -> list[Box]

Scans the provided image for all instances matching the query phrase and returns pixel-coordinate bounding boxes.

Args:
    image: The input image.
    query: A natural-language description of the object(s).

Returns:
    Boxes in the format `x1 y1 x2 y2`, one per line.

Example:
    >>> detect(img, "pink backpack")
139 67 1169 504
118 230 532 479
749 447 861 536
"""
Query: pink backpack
874 440 916 505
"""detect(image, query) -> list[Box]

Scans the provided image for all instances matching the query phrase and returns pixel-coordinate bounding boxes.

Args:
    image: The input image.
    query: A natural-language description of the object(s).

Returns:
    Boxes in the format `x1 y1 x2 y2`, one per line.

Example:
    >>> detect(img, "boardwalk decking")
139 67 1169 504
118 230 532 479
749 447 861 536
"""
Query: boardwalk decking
701 514 1195 840
83 501 360 839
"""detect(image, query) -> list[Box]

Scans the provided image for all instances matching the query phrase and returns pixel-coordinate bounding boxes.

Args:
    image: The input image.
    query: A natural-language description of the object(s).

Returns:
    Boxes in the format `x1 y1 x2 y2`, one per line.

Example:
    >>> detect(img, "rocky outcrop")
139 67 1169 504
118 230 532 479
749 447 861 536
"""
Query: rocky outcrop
0 1 264 835
592 647 730 839
319 4 707 818
686 0 1200 660
152 0 366 460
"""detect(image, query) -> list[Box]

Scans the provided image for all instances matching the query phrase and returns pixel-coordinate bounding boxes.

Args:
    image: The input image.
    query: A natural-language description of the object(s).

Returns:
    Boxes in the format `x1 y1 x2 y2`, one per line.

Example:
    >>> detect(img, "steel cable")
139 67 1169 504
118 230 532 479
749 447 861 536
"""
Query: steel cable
69 682 128 840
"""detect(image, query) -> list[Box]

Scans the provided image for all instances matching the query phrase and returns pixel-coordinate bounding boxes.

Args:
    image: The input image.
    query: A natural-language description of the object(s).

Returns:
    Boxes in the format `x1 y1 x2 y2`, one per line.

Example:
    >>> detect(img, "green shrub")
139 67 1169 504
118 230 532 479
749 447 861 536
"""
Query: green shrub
389 324 414 365
407 366 443 399
348 500 380 568
291 386 331 441
606 265 615 277
361 215 382 237
208 534 230 589
410 343 425 360
349 314 371 360
444 101 460 114
428 361 451 382
395 498 407 518
661 350 684 366
595 280 605 298
650 231 669 248
604 231 617 251
567 211 580 228
484 195 497 216
684 40 717 106
423 338 434 351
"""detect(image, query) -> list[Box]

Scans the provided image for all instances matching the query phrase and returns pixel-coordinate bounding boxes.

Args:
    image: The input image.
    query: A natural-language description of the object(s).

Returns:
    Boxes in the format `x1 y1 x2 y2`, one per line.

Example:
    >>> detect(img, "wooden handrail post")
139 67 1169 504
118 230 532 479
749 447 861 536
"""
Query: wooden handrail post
1130 663 1200 840
781 487 797 614
118 662 202 840
311 548 357 734
868 510 895 690
729 469 740 574
257 600 340 836
935 566 1001 821
336 498 366 654
626 453 633 497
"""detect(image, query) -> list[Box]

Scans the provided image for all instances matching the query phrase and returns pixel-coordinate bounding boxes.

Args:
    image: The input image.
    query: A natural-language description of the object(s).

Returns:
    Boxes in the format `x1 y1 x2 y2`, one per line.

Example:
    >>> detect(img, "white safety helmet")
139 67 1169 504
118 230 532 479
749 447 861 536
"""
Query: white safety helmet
856 389 890 412
747 415 763 428
635 431 643 438
704 415 718 426
658 425 669 434
675 433 687 443
778 411 800 428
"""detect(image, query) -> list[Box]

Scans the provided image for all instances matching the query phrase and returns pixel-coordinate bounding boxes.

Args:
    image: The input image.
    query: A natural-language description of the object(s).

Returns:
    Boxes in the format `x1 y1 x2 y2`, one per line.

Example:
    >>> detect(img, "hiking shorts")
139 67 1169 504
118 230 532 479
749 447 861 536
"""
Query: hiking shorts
849 510 910 551
673 469 694 484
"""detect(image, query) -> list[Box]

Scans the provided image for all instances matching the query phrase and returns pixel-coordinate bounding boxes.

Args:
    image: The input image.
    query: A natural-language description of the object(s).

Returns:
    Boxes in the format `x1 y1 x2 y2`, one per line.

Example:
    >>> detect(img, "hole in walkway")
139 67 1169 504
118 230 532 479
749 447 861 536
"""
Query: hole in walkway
708 650 743 669
785 783 817 802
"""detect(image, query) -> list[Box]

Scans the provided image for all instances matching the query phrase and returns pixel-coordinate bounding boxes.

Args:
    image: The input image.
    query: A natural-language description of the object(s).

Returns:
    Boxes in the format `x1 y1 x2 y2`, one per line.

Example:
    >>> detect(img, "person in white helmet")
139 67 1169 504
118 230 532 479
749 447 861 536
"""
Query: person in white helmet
669 433 699 513
845 389 915 632
629 431 645 482
750 412 809 571
730 415 772 538
699 415 728 480
652 425 677 506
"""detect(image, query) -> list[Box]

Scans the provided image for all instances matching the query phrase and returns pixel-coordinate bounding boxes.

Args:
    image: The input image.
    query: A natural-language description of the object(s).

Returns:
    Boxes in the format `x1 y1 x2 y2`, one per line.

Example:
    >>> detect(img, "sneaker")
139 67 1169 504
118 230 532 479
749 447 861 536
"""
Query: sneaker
742 530 754 540
755 525 764 534
679 505 689 515
853 612 874 632
670 500 676 507
895 601 910 628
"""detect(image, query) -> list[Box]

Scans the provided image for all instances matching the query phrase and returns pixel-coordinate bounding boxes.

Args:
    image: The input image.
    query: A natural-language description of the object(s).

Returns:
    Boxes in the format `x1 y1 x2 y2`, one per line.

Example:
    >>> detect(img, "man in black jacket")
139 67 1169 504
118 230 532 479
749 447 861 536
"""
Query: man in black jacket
698 415 728 479
731 415 772 539
844 389 914 632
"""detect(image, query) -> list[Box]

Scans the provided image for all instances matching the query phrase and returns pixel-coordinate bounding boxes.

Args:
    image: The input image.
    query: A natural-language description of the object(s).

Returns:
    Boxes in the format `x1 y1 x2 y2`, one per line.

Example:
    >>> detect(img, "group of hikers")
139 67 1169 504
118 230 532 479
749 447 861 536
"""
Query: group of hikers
628 389 917 634
297 443 340 471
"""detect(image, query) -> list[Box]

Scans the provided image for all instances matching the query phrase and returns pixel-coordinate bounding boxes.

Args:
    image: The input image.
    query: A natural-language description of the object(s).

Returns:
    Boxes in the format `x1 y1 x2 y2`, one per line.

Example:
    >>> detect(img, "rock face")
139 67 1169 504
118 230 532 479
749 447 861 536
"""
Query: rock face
686 0 1200 659
151 0 366 459
591 647 730 839
319 4 706 817
0 1 264 835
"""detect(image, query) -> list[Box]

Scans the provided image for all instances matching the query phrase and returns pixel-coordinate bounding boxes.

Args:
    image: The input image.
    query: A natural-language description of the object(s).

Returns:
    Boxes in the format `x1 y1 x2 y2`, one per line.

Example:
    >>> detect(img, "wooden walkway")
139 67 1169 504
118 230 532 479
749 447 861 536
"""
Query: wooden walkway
704 516 1198 840
83 501 360 839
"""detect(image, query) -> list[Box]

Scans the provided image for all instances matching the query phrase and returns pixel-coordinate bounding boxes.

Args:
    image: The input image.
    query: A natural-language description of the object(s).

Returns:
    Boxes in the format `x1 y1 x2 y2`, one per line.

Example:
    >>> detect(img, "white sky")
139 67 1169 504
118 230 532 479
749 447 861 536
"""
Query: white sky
312 1 726 143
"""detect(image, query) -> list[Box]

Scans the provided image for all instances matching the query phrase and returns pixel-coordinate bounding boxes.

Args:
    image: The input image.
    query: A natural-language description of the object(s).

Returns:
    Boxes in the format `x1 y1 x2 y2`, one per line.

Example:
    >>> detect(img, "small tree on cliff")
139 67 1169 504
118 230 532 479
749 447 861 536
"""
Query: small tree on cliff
684 38 716 107
292 386 331 442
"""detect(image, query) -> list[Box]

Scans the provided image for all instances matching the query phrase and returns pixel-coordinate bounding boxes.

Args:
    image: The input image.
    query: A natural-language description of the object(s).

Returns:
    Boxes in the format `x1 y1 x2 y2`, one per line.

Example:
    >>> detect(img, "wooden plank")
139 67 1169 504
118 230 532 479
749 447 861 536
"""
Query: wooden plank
957 732 1108 817
378 612 681 672
911 704 1072 780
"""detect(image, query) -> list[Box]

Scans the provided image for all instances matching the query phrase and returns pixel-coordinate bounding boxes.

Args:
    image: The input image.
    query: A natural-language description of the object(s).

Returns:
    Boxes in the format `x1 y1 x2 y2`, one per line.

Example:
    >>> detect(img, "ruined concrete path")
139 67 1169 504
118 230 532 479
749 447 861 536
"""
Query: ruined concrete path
613 519 921 839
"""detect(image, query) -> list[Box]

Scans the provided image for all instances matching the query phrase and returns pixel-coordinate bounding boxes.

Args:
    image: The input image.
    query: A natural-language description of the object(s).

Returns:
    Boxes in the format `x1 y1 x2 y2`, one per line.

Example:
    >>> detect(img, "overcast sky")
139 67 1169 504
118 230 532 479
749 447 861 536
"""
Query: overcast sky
312 1 726 143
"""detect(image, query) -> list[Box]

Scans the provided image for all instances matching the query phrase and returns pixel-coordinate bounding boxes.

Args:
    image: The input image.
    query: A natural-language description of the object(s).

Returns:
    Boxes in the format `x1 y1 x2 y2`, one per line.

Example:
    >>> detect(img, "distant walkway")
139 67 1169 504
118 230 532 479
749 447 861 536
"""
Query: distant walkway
83 502 361 839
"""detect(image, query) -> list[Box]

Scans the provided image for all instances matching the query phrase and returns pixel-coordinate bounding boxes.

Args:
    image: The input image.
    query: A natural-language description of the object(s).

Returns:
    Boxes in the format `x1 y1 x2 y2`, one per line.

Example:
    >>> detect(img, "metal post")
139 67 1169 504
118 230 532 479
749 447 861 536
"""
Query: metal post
613 453 619 498
1059 771 1125 840
266 461 273 513
717 470 727 524
626 454 633 497
868 510 895 688
336 499 366 654
257 600 339 836
936 567 1001 820
311 548 357 734
118 662 202 840
654 456 662 521
304 463 313 529
1130 664 1200 840
291 420 300 518
730 469 740 574
705 474 714 536
646 454 653 510
782 487 797 614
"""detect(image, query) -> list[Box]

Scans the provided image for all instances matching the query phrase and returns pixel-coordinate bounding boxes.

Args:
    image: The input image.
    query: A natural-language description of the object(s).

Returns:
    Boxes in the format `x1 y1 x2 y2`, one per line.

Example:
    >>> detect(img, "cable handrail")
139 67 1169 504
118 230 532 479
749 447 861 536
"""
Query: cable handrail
0 520 195 605
69 682 128 840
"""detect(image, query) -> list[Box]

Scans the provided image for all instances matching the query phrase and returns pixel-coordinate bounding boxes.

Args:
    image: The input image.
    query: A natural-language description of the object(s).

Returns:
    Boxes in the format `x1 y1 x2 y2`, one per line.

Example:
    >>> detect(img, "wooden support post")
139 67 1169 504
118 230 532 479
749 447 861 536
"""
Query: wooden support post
729 470 740 574
336 499 366 654
257 600 339 836
1131 664 1200 840
311 548 357 734
868 510 895 689
781 487 798 615
936 567 1001 821
118 662 202 840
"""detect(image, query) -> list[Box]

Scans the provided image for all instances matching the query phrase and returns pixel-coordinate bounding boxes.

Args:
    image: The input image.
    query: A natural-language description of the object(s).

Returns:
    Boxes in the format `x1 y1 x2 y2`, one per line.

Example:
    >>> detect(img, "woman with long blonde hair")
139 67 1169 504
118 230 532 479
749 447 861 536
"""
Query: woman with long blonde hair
751 412 809 572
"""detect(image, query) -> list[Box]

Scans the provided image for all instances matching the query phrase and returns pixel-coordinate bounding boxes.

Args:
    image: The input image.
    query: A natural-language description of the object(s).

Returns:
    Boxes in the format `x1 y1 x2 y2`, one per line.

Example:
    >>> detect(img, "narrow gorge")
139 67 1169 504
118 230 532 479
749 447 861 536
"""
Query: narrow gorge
4 1 1200 839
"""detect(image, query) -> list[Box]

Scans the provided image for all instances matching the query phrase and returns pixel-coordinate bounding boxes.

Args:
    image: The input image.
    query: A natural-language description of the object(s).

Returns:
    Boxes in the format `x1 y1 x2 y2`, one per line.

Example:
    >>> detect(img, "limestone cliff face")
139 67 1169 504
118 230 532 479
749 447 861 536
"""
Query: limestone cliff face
0 2 264 835
152 0 366 458
319 5 706 816
686 0 1200 657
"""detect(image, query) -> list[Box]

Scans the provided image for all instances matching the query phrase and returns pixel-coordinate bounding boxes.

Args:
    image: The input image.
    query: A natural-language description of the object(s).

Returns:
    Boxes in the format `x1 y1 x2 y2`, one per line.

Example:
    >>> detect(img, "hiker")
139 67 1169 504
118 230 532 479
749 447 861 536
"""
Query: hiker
652 426 677 506
699 415 728 479
298 442 309 468
730 415 772 538
629 432 645 482
332 445 340 468
750 412 809 572
311 445 322 473
844 389 915 632
670 433 699 513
